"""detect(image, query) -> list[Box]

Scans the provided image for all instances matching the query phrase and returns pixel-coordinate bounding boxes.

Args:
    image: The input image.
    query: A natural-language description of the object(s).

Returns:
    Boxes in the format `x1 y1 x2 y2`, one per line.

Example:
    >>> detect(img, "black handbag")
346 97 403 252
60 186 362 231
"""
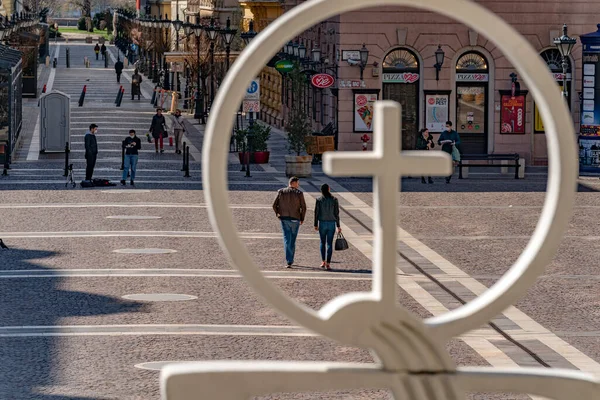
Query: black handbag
334 232 349 251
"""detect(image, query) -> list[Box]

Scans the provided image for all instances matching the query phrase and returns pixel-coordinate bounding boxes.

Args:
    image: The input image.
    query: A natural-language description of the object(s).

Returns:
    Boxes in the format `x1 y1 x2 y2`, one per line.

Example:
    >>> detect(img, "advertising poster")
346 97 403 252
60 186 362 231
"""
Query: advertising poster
425 94 449 132
500 94 526 134
354 92 378 132
578 29 600 172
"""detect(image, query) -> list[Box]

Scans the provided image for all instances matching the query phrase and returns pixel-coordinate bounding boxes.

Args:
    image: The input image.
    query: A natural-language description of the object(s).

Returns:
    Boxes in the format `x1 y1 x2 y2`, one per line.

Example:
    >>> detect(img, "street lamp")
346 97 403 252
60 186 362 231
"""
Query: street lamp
219 17 237 72
312 45 321 64
240 19 256 45
359 43 369 80
172 13 183 51
553 23 577 98
434 45 445 81
286 41 293 56
192 17 205 124
205 18 219 108
293 42 299 58
298 43 306 60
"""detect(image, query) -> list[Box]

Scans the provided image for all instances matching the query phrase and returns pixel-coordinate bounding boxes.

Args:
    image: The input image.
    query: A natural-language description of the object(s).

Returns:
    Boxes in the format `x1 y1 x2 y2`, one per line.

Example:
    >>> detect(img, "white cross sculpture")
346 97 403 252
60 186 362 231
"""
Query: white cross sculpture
161 0 600 399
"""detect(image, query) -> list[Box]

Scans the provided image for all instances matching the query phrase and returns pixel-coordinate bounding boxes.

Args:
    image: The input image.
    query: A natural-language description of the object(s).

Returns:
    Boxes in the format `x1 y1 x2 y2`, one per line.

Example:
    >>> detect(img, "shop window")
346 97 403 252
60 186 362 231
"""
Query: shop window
535 49 572 133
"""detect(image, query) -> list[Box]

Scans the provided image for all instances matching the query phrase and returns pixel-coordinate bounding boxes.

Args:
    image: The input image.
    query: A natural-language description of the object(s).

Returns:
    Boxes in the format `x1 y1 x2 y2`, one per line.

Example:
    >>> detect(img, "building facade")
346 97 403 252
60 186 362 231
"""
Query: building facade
255 0 600 165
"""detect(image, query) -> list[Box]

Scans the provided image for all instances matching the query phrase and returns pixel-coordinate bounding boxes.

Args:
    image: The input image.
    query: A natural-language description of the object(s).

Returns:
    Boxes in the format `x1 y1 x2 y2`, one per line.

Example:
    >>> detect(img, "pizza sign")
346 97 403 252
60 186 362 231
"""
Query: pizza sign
382 72 419 83
311 73 335 89
354 93 378 132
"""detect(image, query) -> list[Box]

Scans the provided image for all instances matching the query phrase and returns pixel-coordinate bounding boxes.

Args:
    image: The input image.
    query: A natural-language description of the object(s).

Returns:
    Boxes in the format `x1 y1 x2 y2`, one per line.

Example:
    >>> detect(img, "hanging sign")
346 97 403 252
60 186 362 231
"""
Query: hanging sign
425 94 449 132
500 93 526 134
382 72 419 83
311 73 335 89
243 100 260 113
339 80 365 89
456 73 489 82
275 60 294 73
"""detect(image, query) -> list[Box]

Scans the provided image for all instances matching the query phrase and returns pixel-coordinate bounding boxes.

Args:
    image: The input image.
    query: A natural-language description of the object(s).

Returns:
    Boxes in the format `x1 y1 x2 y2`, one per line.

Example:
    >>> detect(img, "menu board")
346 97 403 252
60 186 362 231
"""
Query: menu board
500 94 526 134
425 94 449 132
354 92 378 132
581 53 600 135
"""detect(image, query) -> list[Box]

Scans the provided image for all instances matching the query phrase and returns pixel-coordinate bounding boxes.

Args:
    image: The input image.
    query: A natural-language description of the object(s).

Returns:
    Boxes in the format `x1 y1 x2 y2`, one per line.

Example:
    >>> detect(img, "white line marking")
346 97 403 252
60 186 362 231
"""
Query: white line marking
0 230 319 239
0 203 272 209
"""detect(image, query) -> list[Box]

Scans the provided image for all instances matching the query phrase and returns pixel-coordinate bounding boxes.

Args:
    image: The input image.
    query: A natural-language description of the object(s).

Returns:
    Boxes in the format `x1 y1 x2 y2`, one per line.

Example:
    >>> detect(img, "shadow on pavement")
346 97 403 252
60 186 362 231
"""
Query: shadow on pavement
0 246 146 399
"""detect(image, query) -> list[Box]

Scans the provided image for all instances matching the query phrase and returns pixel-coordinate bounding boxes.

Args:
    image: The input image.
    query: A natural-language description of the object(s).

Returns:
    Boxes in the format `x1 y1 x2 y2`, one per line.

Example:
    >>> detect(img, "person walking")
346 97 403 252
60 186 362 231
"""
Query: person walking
172 109 186 154
100 43 107 60
84 124 99 181
416 128 435 184
121 129 141 186
94 43 100 60
149 108 167 153
131 69 142 100
272 177 307 268
438 121 461 183
114 57 124 83
314 184 341 270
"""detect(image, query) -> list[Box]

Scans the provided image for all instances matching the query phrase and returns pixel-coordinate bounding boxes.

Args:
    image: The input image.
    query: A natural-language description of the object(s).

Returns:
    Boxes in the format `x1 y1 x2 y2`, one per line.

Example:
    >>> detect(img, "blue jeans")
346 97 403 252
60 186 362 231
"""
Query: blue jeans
281 219 300 265
123 155 138 181
318 221 336 263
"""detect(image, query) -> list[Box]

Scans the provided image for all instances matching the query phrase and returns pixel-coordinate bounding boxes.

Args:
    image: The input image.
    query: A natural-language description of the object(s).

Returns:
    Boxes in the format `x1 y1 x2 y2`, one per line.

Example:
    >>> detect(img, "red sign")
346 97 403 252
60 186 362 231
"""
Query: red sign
356 95 368 107
500 94 526 134
311 73 335 89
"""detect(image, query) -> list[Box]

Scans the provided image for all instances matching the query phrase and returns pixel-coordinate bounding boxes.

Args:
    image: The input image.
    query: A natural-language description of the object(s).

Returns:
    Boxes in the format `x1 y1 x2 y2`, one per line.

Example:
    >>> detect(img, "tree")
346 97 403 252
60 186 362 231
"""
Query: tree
285 63 311 156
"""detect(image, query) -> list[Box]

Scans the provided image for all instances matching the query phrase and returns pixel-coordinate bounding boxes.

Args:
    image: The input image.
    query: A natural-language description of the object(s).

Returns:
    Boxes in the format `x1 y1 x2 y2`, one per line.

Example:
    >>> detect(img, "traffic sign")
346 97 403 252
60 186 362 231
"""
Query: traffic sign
245 79 260 100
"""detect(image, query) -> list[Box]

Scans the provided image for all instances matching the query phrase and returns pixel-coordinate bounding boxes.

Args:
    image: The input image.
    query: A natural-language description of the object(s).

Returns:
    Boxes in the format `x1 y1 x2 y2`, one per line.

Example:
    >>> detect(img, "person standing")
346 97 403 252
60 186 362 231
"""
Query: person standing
131 69 142 100
149 108 167 154
100 43 107 60
438 121 461 183
114 57 124 83
416 128 435 184
272 177 307 268
84 124 98 181
314 184 341 270
94 43 100 60
121 129 141 186
172 109 186 154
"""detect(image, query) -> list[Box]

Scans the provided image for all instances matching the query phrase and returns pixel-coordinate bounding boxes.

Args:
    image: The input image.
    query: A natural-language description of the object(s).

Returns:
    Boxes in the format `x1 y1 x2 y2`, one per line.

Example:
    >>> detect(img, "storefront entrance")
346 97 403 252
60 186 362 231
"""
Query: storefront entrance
381 48 420 150
455 52 489 154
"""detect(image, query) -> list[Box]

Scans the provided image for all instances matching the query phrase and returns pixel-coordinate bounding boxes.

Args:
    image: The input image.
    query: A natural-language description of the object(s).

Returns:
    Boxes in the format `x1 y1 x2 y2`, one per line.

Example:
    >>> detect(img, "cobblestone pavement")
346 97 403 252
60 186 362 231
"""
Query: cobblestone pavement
0 43 599 399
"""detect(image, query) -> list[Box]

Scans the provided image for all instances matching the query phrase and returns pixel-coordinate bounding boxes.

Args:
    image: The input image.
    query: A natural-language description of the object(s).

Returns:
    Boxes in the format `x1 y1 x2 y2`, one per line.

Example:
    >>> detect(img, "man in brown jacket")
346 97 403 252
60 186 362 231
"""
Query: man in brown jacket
273 176 307 268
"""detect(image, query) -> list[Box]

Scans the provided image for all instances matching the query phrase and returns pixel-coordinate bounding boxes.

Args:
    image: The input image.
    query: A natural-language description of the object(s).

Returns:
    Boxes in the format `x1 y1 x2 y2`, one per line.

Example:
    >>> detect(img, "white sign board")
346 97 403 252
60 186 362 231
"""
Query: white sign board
425 94 449 132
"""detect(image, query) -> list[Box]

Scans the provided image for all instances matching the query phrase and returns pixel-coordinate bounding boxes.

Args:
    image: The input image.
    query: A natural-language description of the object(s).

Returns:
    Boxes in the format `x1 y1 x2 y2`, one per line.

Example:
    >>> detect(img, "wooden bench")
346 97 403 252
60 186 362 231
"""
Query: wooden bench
458 153 522 179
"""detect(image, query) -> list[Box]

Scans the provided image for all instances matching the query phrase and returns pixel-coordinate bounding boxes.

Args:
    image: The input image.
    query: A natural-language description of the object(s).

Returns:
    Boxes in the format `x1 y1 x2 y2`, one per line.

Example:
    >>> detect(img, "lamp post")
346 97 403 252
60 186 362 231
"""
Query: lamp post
161 14 171 90
152 16 159 83
172 14 183 93
192 17 205 124
434 45 445 81
205 18 219 108
219 17 237 72
553 24 577 99
240 19 256 46
359 43 369 80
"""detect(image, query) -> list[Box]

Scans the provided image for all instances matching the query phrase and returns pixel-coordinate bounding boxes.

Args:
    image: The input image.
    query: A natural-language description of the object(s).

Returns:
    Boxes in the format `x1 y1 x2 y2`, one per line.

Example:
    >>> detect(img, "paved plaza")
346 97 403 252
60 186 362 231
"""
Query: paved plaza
1 43 600 399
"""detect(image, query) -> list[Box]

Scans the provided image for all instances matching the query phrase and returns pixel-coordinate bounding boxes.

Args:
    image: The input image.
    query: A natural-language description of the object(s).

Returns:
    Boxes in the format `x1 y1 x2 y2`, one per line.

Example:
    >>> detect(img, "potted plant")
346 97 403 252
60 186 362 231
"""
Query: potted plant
284 65 313 177
250 124 271 164
234 127 250 164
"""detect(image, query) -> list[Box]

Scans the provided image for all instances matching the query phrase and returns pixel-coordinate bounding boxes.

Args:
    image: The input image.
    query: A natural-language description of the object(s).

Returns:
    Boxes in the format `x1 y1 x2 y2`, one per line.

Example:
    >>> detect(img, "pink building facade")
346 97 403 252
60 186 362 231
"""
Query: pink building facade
285 0 600 165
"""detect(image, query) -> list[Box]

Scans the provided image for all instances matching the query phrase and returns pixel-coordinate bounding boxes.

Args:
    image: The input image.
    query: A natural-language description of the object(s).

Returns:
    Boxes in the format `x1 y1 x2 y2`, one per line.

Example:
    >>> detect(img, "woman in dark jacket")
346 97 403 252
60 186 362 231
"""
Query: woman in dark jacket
416 128 435 184
149 108 167 153
314 184 341 270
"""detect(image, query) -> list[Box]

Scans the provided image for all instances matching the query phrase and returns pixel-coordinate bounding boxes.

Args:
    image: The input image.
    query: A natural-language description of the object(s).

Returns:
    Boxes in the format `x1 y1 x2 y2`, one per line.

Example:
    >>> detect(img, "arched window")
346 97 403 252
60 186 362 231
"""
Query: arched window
383 49 418 71
535 49 572 133
456 52 488 72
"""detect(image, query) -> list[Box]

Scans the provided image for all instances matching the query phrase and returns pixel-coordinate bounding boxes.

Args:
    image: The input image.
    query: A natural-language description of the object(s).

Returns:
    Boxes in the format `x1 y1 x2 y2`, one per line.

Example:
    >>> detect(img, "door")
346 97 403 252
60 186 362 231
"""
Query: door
456 85 487 154
41 92 69 152
383 83 419 150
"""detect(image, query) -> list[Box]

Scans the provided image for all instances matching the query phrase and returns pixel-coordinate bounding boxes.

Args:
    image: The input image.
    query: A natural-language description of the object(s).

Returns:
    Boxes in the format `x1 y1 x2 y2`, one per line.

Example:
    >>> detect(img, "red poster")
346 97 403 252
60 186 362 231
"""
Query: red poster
501 94 526 134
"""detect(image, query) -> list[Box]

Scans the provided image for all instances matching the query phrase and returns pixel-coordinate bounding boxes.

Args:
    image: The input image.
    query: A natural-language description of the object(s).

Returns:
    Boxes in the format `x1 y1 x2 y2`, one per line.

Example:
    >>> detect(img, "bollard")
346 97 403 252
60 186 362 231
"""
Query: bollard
45 55 50 67
63 142 70 177
181 141 186 171
120 140 125 170
104 55 108 69
78 85 87 107
66 48 70 68
42 84 47 94
115 86 123 104
116 88 125 107
53 58 57 68
184 146 191 178
2 144 8 176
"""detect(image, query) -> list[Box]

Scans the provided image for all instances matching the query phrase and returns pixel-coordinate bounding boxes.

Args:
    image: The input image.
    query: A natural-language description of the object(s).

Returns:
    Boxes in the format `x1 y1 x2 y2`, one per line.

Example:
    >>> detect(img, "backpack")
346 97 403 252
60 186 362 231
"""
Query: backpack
80 180 94 188
92 178 116 187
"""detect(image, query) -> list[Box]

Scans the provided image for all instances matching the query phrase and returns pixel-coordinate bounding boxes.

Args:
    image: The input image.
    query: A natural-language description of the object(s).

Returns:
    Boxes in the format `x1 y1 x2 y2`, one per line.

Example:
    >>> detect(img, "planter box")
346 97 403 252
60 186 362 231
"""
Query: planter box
305 136 335 155
285 155 312 178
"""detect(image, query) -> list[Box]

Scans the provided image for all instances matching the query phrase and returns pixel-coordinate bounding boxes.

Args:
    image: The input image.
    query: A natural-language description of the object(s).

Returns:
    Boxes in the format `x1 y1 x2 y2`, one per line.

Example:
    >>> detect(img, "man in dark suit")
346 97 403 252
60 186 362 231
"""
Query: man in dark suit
85 124 99 181
114 57 124 83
